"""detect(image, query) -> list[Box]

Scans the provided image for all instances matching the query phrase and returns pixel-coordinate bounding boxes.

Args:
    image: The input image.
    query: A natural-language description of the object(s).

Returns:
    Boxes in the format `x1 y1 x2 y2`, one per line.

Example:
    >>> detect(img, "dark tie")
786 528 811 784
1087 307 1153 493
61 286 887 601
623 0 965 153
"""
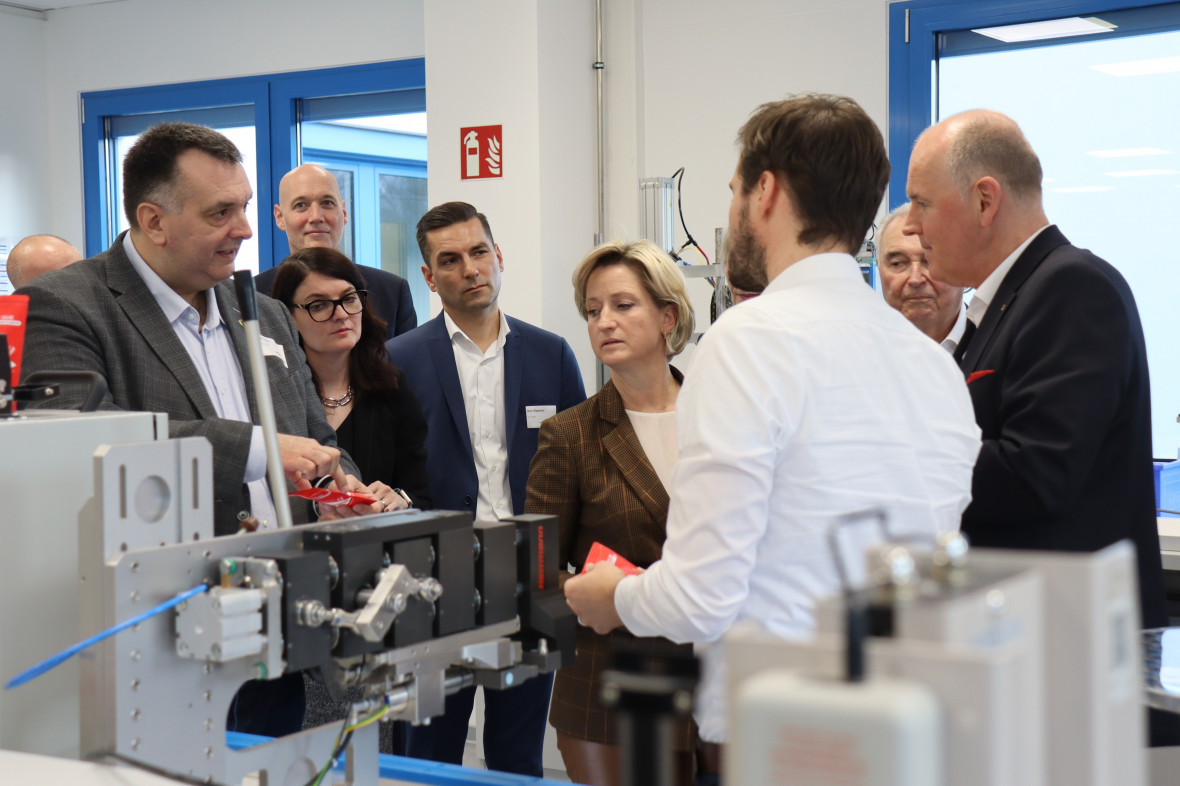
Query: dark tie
954 318 977 364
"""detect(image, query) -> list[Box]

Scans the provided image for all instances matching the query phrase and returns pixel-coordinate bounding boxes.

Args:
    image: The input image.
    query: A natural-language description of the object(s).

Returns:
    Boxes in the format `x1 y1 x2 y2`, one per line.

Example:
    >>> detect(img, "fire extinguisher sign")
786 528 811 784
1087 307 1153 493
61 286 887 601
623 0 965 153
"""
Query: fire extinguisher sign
460 125 503 180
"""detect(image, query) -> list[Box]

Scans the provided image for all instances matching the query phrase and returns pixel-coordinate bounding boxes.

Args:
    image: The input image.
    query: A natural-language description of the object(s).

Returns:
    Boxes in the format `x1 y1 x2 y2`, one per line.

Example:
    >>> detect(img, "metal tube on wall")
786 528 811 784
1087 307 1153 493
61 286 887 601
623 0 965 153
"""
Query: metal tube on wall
594 0 606 246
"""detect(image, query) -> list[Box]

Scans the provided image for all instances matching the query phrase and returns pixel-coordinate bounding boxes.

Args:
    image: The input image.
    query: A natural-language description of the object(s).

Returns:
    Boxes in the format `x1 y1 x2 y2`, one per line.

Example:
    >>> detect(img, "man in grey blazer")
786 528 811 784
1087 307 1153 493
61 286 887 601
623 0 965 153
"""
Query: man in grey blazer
20 122 395 533
20 121 406 736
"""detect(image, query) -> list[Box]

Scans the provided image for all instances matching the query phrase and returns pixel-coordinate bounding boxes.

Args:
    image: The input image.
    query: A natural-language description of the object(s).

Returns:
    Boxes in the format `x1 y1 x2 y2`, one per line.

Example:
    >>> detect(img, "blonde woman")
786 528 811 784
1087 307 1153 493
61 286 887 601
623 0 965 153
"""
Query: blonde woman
526 240 697 785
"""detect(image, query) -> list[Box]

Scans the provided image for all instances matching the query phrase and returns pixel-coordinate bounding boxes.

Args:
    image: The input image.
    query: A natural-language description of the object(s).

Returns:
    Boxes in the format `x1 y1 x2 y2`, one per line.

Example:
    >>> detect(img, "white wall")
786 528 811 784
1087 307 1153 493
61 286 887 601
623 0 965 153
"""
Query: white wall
633 0 891 355
0 8 55 290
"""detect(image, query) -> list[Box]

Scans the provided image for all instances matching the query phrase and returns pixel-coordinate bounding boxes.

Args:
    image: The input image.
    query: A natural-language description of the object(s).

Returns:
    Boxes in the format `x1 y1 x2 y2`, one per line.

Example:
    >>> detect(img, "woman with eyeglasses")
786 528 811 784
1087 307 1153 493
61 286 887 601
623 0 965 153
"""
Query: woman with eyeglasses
271 246 430 511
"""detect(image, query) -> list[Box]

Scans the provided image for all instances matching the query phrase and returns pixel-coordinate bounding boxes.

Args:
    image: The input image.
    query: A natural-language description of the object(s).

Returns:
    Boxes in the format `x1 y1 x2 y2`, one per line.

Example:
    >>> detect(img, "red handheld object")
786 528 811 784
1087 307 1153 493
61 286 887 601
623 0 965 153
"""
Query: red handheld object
289 488 379 508
582 542 640 576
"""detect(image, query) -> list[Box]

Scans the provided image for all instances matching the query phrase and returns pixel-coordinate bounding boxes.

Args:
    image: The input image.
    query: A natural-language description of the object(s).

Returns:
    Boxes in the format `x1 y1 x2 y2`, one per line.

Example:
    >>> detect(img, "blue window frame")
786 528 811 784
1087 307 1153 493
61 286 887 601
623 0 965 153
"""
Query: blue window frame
887 0 1175 207
80 59 425 267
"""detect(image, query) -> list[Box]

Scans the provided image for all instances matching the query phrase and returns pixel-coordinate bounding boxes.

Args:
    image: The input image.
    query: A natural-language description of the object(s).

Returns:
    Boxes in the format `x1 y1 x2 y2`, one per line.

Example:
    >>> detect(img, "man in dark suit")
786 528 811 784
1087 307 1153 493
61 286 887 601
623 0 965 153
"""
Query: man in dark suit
905 110 1173 744
386 201 585 775
20 122 396 736
256 163 417 338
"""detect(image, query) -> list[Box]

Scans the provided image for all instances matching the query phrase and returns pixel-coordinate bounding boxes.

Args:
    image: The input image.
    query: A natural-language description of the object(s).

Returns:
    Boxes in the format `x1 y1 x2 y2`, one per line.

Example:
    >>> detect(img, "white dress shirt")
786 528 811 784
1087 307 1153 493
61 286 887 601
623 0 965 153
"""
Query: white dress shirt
941 304 969 354
614 252 981 742
124 234 278 527
625 409 678 490
966 225 1050 328
444 309 513 523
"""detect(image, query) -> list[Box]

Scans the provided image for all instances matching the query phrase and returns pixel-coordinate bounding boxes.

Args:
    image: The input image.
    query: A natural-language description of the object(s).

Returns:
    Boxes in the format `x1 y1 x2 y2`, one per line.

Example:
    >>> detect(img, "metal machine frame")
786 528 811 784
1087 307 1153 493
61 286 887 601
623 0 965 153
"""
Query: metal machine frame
74 437 573 786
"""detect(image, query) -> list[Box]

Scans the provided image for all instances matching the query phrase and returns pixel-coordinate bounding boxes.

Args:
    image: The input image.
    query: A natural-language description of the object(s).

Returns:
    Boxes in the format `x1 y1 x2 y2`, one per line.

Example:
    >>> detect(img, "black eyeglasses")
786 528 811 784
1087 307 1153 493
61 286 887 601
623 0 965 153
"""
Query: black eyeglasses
294 290 367 322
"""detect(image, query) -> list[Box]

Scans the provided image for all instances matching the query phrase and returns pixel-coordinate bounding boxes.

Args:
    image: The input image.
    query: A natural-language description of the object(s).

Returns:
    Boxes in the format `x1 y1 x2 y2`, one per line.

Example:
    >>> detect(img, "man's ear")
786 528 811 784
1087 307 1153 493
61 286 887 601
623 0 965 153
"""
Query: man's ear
137 203 168 246
974 176 1002 228
421 263 436 292
273 204 286 231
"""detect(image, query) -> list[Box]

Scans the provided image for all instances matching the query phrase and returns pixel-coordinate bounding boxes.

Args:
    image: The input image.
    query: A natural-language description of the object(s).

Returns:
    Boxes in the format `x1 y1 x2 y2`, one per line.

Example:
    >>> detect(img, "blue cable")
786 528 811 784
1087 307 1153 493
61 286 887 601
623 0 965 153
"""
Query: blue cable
4 583 209 690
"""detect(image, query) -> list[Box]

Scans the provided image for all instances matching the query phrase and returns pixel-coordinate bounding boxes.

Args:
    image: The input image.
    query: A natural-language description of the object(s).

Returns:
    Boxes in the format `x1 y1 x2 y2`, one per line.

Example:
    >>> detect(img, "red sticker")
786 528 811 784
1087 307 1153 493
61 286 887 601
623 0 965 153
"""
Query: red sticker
460 125 503 180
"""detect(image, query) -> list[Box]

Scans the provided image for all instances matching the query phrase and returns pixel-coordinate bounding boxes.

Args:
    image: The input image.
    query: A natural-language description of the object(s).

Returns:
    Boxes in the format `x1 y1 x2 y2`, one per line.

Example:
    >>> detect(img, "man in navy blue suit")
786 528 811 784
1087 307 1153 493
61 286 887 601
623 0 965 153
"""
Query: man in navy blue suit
255 164 417 338
905 109 1175 746
386 201 585 775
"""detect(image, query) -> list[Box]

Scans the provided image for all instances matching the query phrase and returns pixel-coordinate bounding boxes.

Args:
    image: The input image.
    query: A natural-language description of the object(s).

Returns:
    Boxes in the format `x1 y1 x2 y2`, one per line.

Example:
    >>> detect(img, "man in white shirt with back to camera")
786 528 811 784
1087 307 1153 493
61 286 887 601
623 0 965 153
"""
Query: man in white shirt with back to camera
876 202 967 353
565 93 981 786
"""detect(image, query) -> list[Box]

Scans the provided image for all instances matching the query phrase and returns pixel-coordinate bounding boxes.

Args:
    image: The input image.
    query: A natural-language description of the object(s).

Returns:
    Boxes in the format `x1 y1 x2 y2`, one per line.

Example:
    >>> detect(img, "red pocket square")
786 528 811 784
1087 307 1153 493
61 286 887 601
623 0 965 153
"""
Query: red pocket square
967 369 995 384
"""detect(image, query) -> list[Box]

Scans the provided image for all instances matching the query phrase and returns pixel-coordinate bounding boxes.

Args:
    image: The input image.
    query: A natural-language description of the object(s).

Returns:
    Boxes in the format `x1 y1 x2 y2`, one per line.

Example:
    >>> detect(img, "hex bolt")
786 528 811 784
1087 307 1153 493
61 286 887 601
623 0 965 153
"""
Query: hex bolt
130 738 140 751
131 708 140 721
130 649 141 661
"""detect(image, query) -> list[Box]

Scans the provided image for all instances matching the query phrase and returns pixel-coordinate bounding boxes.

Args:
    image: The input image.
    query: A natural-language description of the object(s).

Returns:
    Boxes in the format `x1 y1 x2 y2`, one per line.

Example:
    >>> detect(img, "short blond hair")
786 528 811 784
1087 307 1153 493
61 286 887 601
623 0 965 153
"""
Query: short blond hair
573 240 695 358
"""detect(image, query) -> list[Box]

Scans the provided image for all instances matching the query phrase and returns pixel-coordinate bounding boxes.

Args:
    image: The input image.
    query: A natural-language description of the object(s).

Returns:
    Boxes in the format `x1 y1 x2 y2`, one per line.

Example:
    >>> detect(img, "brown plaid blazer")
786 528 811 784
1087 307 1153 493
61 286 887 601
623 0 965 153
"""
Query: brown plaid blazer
525 370 696 749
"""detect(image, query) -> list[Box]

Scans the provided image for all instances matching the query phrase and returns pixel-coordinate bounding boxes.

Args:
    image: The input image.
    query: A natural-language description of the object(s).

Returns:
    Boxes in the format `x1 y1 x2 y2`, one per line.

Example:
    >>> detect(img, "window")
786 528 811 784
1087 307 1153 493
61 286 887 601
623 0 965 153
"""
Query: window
889 0 1180 456
80 59 426 286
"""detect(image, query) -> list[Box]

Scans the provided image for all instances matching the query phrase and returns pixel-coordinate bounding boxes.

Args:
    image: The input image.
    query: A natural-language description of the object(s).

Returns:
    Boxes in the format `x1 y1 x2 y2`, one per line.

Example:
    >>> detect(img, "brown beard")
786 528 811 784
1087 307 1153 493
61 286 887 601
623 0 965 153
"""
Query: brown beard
725 203 768 294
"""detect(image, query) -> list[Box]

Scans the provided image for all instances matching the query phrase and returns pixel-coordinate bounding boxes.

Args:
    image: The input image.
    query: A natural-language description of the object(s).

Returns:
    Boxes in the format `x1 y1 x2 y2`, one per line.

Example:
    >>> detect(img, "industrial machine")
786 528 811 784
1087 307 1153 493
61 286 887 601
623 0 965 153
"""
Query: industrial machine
725 531 1147 786
0 425 572 786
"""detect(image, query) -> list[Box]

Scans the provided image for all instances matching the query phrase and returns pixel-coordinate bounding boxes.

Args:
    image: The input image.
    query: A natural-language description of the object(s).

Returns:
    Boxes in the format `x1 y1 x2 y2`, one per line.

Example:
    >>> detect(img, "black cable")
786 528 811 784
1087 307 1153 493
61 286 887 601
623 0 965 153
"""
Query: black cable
670 166 715 286
88 750 236 786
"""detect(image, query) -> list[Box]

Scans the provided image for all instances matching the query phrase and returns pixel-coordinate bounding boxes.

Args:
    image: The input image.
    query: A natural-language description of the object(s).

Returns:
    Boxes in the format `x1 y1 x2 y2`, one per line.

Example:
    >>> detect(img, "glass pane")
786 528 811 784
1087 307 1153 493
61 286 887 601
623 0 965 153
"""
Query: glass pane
938 27 1180 457
299 97 428 316
113 118 260 274
322 167 355 260
379 172 430 318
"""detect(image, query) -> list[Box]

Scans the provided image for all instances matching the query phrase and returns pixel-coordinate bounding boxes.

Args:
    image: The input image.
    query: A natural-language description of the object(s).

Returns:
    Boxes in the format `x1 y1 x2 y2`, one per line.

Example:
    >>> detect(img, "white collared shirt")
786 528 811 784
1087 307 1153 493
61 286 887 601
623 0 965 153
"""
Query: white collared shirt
444 309 513 523
123 234 277 528
614 252 981 742
966 225 1050 328
941 304 969 354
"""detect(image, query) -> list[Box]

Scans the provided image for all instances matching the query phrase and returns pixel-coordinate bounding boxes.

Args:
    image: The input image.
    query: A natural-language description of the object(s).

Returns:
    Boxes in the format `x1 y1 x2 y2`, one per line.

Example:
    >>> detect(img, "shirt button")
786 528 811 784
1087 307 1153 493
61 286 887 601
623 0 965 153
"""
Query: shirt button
491 465 498 472
483 431 490 439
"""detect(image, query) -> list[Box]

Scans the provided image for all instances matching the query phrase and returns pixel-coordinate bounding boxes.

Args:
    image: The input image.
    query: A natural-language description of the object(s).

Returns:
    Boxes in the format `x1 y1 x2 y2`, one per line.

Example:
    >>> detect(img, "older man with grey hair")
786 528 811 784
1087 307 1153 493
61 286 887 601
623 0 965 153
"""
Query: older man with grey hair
876 204 966 352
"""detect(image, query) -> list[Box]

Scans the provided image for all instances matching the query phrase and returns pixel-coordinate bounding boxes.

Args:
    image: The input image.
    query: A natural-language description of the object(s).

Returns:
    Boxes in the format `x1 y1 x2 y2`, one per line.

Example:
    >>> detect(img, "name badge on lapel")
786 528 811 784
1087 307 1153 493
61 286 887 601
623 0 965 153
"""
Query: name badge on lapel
525 405 557 428
259 335 287 368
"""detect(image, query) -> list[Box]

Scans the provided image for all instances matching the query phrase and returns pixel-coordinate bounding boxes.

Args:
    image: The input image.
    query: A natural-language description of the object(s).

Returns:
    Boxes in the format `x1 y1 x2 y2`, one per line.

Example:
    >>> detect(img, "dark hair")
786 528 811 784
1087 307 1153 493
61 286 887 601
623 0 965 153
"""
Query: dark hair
123 122 243 229
415 201 495 264
736 93 889 254
269 247 400 397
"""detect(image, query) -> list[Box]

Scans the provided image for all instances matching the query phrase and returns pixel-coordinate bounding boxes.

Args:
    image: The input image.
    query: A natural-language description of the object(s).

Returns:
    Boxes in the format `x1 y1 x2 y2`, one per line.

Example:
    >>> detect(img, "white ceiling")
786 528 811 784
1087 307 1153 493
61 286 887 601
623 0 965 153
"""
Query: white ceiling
1 0 113 11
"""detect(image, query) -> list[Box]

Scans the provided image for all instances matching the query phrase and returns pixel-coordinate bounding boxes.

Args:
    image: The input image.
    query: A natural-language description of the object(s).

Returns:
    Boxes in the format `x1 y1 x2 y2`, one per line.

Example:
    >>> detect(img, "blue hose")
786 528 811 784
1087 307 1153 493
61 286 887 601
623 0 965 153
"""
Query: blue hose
4 583 209 690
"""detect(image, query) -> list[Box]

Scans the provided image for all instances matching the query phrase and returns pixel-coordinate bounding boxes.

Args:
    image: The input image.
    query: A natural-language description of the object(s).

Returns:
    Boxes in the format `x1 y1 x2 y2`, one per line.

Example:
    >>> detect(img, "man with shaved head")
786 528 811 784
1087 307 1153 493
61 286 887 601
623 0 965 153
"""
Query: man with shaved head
906 110 1172 744
876 204 965 351
257 163 417 337
8 234 82 290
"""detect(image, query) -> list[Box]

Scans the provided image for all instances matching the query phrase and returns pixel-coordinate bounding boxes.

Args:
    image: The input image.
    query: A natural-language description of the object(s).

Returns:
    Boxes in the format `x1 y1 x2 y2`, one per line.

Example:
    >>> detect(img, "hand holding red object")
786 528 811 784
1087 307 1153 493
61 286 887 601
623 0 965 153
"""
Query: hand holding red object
582 542 640 576
289 487 379 508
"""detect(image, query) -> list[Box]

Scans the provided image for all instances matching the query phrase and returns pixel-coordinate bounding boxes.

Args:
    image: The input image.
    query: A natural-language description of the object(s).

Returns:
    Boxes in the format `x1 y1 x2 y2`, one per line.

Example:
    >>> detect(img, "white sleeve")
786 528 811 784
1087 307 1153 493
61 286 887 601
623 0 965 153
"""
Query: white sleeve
615 314 800 643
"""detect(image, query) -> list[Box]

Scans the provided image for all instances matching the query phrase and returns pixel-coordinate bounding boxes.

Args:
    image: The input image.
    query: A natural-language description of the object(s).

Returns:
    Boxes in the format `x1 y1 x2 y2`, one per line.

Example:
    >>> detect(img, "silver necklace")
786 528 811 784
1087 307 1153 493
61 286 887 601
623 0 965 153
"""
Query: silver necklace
321 385 354 408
